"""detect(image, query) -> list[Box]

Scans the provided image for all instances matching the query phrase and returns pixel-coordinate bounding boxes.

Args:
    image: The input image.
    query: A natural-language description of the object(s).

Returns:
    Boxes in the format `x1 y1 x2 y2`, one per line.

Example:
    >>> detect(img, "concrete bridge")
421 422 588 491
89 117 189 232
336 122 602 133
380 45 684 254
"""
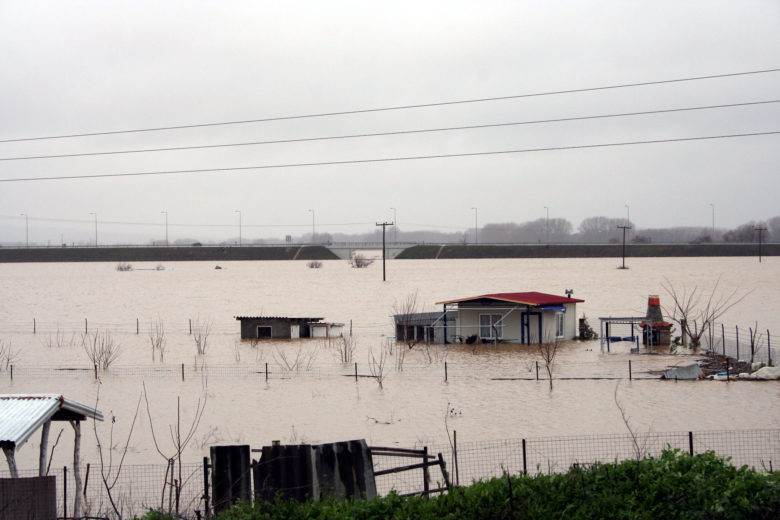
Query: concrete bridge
324 242 413 260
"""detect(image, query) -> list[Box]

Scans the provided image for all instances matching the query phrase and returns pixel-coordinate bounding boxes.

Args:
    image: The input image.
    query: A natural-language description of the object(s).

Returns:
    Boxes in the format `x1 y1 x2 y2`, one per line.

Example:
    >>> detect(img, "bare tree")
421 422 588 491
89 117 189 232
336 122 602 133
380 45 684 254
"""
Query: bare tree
537 337 560 390
331 335 356 364
148 318 167 362
273 343 319 372
82 331 121 370
40 327 78 349
143 383 207 517
191 316 213 355
393 290 422 351
92 388 142 519
662 277 749 348
0 340 19 370
368 346 388 389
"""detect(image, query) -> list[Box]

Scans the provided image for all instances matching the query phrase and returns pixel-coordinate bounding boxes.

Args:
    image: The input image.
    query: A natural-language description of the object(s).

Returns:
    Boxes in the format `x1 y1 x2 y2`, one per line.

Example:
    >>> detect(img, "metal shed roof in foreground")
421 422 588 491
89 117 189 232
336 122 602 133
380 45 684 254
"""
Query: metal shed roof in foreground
0 394 103 449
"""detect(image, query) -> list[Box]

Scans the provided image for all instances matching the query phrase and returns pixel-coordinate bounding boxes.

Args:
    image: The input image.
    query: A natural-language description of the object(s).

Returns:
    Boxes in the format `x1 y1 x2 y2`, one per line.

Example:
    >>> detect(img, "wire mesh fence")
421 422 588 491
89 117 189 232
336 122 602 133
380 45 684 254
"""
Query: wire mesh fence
1 429 776 518
701 323 776 364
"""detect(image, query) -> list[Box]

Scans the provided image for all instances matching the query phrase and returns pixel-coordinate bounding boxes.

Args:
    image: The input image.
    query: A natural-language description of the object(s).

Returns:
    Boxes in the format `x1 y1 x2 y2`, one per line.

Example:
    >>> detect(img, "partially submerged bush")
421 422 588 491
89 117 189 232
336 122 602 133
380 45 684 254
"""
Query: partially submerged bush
307 260 323 269
349 254 374 268
116 262 133 271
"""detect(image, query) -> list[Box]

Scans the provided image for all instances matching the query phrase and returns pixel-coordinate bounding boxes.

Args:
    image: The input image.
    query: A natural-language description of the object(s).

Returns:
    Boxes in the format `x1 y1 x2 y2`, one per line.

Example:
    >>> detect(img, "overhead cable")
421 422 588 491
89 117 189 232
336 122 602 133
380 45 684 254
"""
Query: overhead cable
2 99 777 161
1 68 778 143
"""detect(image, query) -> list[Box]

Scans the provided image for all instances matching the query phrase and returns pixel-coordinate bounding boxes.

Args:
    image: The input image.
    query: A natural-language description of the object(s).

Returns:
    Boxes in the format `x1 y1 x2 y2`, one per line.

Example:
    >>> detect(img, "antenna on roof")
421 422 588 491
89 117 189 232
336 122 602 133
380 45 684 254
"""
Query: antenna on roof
565 289 574 298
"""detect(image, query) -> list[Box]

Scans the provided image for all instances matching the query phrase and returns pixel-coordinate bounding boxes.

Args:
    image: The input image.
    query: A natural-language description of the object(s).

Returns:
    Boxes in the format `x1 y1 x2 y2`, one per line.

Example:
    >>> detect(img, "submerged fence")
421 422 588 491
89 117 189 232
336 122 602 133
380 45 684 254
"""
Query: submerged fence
2 429 776 519
702 323 776 364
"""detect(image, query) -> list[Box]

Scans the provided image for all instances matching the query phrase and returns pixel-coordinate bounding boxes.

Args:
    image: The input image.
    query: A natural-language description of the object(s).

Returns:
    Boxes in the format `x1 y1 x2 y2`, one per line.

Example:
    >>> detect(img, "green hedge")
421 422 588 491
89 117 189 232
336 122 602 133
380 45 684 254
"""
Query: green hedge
139 450 780 519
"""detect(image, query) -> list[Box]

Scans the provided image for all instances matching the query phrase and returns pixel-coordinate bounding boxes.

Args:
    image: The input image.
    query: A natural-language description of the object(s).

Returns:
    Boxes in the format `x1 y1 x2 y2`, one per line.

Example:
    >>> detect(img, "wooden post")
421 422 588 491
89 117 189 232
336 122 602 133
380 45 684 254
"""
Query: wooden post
265 362 268 381
85 318 88 334
2 446 18 478
722 324 725 355
688 431 694 456
63 465 67 518
422 446 430 496
189 319 192 334
34 318 36 334
9 365 12 381
203 456 211 516
181 363 185 382
736 326 740 360
444 361 448 382
535 361 539 380
453 430 459 487
39 420 51 476
628 360 632 381
350 319 353 337
71 420 82 518
354 362 358 382
94 364 97 379
768 329 772 365
749 327 755 363
522 438 527 476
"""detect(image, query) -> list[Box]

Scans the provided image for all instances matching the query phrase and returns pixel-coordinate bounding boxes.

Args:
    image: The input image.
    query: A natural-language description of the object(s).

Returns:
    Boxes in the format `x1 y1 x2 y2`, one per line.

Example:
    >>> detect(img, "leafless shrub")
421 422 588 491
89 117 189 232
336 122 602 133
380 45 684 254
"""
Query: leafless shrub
82 331 121 370
393 290 422 351
368 346 388 388
331 335 356 364
41 327 78 349
0 340 19 370
349 253 374 268
143 383 207 517
191 316 212 355
537 337 560 390
115 262 133 271
273 343 318 372
231 341 242 363
662 277 749 349
148 318 167 363
307 260 323 269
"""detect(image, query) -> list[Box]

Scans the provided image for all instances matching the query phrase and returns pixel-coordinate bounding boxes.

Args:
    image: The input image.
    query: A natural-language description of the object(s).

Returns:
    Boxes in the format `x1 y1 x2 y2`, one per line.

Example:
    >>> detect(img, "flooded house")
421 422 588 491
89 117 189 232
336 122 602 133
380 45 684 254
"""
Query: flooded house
394 291 584 345
235 316 344 340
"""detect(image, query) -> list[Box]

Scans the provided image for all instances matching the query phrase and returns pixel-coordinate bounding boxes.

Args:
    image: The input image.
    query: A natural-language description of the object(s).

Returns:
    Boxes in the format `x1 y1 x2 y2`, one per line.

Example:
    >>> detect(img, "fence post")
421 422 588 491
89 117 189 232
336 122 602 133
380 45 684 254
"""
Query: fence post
137 318 140 335
33 318 36 334
85 318 88 334
721 324 725 355
628 360 632 381
422 446 430 496
453 430 459 486
10 365 12 381
265 362 268 381
63 465 67 520
94 364 97 380
768 330 772 365
750 327 755 363
522 439 527 476
688 431 694 456
354 362 358 382
444 361 448 382
202 456 210 516
189 319 192 335
736 326 740 360
535 361 539 380
181 363 185 382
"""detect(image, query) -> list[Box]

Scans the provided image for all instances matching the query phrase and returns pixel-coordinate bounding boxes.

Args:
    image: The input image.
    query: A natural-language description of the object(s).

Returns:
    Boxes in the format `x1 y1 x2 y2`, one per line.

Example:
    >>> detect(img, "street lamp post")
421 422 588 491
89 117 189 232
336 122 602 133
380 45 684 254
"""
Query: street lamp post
89 212 97 247
235 210 242 246
709 203 715 237
390 207 397 242
308 209 315 243
544 206 549 244
471 207 478 244
161 211 168 246
20 213 28 248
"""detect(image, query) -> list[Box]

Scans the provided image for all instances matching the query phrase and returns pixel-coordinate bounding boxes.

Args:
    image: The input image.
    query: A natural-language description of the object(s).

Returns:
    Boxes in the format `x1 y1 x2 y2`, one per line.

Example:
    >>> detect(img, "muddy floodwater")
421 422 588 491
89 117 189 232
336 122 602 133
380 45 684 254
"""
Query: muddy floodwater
1 256 778 471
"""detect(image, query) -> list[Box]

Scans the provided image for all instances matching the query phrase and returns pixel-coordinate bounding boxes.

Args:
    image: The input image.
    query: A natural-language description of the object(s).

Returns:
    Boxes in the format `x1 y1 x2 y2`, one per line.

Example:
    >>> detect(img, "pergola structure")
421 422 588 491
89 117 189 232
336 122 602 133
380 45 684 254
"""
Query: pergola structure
0 394 103 516
598 317 665 352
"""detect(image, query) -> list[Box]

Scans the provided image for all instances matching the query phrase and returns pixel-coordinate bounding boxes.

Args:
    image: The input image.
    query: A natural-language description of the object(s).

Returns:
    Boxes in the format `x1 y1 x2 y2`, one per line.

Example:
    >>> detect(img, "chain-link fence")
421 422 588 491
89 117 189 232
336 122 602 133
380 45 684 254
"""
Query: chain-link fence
702 323 776 364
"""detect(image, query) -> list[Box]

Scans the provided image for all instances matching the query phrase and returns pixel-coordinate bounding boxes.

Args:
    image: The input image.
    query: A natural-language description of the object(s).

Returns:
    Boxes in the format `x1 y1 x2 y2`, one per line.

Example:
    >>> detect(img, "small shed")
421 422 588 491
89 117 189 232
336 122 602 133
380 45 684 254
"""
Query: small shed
0 394 103 517
235 316 342 340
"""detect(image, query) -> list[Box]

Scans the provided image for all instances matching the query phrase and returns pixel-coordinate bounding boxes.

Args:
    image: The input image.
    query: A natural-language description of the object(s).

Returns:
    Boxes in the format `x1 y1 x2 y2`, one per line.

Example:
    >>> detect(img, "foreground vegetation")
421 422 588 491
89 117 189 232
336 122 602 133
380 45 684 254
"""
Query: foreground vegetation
141 450 779 519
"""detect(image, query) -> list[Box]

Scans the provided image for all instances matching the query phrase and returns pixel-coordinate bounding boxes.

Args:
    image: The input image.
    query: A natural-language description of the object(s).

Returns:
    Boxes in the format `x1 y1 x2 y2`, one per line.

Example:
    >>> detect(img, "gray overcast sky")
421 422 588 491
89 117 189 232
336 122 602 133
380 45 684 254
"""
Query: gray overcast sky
1 0 778 245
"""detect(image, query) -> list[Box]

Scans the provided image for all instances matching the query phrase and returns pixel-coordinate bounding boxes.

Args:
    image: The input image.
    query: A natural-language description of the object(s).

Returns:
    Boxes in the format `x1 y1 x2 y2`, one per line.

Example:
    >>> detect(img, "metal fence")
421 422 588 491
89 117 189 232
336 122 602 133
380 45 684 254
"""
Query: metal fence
702 323 776 364
1 429 776 519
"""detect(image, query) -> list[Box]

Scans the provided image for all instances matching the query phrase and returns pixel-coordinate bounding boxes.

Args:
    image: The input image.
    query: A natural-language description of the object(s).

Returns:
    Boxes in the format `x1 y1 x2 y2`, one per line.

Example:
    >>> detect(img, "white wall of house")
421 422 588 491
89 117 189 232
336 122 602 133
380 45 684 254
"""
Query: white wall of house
453 303 578 343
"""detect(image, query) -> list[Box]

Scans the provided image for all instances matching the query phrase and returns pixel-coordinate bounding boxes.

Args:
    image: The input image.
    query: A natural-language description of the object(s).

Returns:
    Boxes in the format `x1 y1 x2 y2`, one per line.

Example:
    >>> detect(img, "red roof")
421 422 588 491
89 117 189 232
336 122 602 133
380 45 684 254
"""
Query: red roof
436 292 584 306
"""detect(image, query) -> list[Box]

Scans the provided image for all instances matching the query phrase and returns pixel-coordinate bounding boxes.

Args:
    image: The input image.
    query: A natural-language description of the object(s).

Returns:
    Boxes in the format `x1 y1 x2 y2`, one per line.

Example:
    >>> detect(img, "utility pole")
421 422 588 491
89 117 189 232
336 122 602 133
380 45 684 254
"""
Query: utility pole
376 221 394 281
755 225 767 263
617 224 632 269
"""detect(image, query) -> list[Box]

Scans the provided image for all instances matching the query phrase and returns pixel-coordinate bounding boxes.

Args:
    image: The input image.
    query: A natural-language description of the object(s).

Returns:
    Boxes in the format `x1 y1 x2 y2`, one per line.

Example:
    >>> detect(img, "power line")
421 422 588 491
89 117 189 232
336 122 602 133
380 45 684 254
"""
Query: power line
0 214 374 228
1 130 776 183
2 68 778 143
2 99 777 162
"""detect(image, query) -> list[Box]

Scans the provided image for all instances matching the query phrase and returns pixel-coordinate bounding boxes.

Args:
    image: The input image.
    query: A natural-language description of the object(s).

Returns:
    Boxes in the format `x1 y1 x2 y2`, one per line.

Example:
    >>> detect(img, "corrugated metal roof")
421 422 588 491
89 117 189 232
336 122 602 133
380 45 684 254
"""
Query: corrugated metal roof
436 291 584 306
0 394 103 450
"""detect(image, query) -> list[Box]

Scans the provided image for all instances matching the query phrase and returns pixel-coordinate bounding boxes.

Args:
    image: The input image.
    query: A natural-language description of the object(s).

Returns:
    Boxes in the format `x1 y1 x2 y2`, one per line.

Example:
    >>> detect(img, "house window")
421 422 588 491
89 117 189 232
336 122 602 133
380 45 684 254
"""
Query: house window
257 326 272 339
555 313 565 339
480 314 503 339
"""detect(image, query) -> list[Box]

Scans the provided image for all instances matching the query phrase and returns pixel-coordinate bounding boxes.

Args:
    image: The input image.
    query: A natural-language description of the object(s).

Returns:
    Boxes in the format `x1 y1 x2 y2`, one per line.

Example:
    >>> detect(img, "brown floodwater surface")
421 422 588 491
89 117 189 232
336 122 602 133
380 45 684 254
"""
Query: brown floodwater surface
0 257 778 470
